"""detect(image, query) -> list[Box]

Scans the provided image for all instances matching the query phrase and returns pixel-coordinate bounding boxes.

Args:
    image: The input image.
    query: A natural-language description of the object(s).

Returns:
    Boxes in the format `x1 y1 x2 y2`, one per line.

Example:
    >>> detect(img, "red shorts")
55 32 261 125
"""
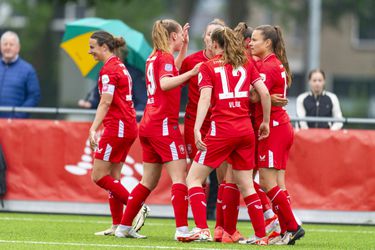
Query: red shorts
140 134 186 164
95 135 136 163
194 134 256 170
184 117 210 159
256 122 294 170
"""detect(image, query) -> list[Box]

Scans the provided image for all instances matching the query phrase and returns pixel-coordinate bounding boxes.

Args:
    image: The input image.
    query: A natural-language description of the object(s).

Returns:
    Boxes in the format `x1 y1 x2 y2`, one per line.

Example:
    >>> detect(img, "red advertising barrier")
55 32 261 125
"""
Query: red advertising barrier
0 119 374 211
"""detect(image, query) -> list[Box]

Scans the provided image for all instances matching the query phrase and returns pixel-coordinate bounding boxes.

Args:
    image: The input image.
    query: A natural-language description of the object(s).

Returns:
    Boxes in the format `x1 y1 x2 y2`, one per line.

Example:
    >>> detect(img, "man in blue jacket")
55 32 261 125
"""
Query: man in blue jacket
0 31 40 118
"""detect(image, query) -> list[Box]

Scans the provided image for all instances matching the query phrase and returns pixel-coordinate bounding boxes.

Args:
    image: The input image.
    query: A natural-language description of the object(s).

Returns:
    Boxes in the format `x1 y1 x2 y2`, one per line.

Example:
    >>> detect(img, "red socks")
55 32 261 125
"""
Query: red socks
188 186 208 229
222 183 240 235
120 183 151 226
284 189 291 204
171 183 188 227
96 175 129 204
244 193 266 238
215 181 225 228
267 186 298 232
108 192 123 225
253 181 271 211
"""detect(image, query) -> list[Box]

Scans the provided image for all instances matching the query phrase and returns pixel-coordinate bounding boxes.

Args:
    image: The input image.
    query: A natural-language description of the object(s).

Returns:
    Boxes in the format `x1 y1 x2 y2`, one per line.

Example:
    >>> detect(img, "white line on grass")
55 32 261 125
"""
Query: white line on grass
309 228 375 234
0 217 166 226
0 240 227 250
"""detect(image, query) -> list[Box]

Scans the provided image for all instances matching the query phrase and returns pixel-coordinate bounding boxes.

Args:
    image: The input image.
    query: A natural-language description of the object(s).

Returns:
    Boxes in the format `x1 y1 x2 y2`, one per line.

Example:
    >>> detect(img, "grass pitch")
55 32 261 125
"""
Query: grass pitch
0 212 374 249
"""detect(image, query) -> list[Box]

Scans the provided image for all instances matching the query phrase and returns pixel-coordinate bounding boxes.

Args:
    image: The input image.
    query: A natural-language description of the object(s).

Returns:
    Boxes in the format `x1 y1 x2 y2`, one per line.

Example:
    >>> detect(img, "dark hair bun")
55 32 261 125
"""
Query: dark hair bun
114 37 126 48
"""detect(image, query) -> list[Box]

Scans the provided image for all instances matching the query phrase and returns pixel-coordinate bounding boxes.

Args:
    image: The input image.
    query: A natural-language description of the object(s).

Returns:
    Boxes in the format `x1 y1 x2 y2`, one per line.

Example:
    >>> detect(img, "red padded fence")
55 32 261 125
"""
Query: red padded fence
0 119 374 211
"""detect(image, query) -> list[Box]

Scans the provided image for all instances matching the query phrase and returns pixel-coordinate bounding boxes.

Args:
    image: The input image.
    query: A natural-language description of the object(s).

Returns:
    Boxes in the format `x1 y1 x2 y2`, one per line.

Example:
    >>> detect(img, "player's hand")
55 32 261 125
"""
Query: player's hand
271 94 288 107
89 130 98 151
258 121 270 140
191 62 203 75
182 23 190 45
194 130 207 151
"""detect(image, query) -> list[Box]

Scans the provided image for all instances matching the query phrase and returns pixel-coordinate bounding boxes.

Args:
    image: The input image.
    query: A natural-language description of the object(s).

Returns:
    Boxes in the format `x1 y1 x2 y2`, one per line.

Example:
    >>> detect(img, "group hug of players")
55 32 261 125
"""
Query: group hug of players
87 17 305 246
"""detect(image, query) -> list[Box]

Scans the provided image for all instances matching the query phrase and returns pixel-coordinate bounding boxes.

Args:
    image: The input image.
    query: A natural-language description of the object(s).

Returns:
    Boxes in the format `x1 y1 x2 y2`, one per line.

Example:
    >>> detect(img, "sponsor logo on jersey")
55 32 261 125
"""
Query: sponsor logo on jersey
102 74 110 84
259 155 266 161
260 73 266 82
164 63 173 72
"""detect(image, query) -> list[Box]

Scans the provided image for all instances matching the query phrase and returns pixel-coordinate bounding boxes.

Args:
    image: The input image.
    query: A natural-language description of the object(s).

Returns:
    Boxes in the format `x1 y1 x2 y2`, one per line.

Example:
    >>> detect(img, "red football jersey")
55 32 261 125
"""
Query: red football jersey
97 56 137 138
139 50 182 137
253 53 290 129
180 50 211 123
198 55 261 137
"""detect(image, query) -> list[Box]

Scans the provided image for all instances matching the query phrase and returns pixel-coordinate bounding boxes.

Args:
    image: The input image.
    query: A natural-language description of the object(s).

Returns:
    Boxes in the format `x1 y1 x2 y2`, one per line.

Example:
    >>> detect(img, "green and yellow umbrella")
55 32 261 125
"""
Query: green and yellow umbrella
61 17 152 80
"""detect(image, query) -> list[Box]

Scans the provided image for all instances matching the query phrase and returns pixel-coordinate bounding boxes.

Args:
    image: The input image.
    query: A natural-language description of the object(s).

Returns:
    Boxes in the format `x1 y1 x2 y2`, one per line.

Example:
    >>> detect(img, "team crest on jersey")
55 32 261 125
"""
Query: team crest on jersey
179 145 185 155
260 73 266 82
164 63 173 72
102 74 110 84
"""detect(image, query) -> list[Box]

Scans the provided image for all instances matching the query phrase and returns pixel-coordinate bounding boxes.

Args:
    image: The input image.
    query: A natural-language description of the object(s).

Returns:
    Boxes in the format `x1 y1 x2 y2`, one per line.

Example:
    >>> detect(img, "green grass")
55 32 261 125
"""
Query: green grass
0 212 374 249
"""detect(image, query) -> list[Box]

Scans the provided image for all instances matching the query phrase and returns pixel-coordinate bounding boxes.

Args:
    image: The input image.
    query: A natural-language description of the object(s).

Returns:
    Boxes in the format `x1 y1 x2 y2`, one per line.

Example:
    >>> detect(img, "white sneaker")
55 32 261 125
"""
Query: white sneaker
115 226 147 239
174 229 191 241
239 235 268 245
133 205 150 232
177 227 212 242
94 225 117 236
275 226 305 245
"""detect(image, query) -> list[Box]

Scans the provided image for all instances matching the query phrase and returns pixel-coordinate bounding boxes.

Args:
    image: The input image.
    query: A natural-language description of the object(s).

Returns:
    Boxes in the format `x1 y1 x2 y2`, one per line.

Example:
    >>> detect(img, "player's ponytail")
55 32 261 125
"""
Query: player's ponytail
211 26 247 68
273 26 292 86
255 25 292 87
234 22 253 41
152 19 180 54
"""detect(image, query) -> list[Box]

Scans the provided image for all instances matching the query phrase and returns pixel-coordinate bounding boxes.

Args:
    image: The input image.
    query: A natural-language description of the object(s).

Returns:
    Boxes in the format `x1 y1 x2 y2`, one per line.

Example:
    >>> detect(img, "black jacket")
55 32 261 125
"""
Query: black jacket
296 90 343 130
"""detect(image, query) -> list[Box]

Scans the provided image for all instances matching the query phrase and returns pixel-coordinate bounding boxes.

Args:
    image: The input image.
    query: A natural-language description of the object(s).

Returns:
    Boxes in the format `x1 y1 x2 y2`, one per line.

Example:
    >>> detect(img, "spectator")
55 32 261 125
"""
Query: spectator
296 69 343 130
0 31 40 118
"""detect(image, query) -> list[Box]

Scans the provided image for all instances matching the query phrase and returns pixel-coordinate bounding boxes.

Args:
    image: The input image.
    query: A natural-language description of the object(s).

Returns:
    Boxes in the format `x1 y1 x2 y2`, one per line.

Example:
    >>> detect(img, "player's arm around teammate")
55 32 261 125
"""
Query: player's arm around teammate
115 19 200 240
180 27 270 245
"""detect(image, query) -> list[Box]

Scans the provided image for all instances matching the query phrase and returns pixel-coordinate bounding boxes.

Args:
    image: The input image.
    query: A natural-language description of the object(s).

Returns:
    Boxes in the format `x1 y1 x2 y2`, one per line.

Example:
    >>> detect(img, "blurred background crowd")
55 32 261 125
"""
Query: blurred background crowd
0 0 374 126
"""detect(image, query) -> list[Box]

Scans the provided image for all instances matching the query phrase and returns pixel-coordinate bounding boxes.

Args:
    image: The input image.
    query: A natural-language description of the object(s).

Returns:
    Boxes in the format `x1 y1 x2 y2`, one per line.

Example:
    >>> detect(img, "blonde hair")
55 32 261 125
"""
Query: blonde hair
203 18 226 37
255 25 292 86
211 27 248 68
152 19 181 53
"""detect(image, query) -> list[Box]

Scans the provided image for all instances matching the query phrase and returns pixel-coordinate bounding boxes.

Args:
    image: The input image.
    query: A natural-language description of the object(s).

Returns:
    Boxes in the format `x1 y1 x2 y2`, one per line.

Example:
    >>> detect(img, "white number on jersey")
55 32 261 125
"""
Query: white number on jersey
119 63 133 101
214 66 248 100
281 70 287 97
146 62 156 96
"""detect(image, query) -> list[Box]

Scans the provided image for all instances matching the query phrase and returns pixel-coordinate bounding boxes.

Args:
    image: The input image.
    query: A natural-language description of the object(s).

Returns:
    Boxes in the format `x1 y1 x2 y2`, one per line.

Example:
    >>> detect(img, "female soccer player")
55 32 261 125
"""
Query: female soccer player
114 19 201 239
234 21 281 236
180 18 230 242
88 31 147 236
180 27 271 245
249 25 305 245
